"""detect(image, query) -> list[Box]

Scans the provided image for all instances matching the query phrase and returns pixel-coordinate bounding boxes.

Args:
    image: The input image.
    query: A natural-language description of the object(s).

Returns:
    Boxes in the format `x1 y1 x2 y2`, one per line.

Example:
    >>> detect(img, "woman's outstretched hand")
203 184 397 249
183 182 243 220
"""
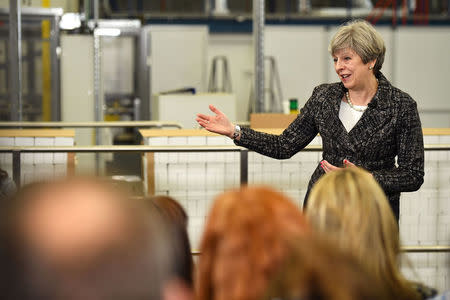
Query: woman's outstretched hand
196 104 234 138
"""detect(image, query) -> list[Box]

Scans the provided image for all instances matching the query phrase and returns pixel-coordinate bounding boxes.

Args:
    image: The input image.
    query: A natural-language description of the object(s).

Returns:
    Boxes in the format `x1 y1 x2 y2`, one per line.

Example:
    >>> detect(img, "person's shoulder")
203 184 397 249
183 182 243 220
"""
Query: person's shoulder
310 82 342 101
313 82 341 93
390 85 416 104
377 73 417 109
379 73 416 105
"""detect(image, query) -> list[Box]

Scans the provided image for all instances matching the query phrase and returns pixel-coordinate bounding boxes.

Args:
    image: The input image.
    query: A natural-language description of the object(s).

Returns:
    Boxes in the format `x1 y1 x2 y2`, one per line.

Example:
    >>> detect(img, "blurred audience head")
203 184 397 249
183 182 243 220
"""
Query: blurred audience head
0 167 16 200
1 177 181 300
263 235 392 300
306 167 420 300
151 195 189 230
148 195 194 288
196 186 309 300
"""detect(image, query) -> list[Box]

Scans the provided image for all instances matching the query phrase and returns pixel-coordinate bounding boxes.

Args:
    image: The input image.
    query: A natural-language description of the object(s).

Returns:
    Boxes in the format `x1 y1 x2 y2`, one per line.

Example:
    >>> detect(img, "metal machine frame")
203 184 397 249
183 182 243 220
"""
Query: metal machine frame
0 7 62 121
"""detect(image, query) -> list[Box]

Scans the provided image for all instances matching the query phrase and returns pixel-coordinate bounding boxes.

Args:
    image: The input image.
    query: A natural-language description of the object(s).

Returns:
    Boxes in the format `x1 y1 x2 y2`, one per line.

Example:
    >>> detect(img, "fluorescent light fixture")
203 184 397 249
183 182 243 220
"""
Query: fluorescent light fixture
59 13 81 30
94 28 121 37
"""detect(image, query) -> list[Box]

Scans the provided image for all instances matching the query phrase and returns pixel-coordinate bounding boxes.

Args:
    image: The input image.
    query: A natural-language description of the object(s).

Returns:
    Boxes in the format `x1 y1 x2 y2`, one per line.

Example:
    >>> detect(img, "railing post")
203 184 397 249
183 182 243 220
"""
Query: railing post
240 149 248 185
12 150 21 188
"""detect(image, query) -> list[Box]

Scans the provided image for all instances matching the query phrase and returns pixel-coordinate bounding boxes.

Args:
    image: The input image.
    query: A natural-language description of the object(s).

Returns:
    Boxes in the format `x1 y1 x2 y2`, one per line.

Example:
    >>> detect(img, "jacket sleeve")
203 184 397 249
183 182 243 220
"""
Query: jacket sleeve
372 98 424 193
234 87 320 159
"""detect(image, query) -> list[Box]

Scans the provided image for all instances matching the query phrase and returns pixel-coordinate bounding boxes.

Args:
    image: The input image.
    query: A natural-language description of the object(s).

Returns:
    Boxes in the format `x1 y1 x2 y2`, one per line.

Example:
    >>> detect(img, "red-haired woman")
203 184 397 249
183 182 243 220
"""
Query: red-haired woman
196 186 309 300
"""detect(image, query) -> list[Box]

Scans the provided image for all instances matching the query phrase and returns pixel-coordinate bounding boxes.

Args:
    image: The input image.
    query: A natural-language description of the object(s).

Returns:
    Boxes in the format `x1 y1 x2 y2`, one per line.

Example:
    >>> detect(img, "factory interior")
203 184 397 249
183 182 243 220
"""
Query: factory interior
1 0 450 298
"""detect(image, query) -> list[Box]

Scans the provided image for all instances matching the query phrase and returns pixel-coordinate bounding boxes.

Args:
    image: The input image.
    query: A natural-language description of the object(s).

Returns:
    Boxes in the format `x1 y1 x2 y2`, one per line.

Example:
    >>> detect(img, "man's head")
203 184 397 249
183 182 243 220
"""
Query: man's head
2 177 171 300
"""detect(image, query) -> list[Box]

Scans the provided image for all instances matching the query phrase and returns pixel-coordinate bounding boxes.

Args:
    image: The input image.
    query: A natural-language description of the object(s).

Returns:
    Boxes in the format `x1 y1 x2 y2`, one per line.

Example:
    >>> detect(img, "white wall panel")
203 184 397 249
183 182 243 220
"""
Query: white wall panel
101 37 134 94
208 34 253 122
265 26 328 109
54 137 73 164
15 137 34 165
0 137 13 170
395 27 450 111
148 25 208 97
3 135 74 184
34 137 54 164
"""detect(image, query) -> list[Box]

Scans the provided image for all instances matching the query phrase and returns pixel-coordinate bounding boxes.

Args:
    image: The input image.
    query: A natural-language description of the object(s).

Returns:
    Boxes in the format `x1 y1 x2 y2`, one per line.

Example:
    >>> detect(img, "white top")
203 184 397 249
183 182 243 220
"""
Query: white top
339 100 367 132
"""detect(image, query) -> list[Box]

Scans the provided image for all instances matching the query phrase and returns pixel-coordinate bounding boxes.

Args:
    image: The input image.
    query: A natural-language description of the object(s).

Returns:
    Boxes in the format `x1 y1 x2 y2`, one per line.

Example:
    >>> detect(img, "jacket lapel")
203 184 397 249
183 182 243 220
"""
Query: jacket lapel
321 83 357 153
348 73 394 151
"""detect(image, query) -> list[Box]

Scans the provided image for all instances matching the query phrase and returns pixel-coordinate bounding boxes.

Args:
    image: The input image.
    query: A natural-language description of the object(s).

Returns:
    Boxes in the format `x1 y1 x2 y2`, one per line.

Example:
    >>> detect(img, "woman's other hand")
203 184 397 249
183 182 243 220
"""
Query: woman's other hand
320 159 355 173
320 160 341 173
343 159 356 168
196 104 234 138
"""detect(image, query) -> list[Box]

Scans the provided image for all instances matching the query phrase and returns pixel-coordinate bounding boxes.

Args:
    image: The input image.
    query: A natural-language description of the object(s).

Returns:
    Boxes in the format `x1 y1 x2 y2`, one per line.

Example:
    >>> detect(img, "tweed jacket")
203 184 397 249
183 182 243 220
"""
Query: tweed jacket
235 73 424 220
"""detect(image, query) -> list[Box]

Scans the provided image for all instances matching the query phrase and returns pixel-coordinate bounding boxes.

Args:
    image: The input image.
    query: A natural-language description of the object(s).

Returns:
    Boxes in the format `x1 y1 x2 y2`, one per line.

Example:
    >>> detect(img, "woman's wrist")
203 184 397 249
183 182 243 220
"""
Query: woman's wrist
228 123 235 139
229 124 241 140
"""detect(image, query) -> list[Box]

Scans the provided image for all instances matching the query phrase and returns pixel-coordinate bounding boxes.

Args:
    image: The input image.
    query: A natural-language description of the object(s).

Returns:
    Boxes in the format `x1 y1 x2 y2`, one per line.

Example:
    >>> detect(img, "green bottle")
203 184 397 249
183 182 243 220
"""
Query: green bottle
289 98 298 114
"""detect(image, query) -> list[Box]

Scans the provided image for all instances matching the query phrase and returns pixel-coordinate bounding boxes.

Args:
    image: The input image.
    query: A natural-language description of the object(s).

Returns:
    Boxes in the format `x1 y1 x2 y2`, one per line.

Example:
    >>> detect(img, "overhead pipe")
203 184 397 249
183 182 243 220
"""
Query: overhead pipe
253 0 265 113
9 0 22 121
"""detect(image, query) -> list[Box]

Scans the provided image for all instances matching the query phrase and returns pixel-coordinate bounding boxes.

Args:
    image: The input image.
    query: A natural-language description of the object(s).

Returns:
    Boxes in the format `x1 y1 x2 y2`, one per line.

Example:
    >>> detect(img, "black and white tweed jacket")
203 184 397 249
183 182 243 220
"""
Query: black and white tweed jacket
235 73 424 220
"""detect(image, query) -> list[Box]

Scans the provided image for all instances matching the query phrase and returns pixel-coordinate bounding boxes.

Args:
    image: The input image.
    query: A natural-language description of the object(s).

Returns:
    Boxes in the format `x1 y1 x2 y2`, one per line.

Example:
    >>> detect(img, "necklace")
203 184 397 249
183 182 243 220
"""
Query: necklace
344 78 378 113
345 91 368 112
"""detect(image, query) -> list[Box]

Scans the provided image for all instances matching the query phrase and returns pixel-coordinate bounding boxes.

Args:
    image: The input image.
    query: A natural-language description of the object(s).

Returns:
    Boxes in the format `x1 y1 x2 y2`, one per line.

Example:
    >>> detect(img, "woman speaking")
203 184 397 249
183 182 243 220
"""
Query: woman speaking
196 19 424 221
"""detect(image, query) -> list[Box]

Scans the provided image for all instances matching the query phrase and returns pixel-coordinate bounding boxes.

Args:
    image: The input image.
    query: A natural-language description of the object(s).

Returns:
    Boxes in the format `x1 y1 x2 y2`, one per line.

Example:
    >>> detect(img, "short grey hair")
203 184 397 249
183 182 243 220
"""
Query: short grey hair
329 19 386 74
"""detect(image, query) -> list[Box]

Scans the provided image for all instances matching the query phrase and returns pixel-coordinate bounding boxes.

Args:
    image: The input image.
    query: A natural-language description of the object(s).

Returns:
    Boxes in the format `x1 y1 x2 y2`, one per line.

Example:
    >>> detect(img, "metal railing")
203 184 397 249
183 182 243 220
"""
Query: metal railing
0 121 183 129
191 246 450 256
0 143 449 254
1 144 449 187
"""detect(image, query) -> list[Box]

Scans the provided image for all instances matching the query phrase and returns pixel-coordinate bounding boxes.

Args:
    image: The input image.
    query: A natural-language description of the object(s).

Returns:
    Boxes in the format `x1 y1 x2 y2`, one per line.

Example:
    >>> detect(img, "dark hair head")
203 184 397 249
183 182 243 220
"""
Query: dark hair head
147 195 194 287
151 195 188 229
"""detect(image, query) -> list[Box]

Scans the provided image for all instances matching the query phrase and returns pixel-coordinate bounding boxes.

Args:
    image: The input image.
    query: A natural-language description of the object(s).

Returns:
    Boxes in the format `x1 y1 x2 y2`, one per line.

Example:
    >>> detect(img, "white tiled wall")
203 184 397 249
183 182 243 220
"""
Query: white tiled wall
0 136 74 185
145 135 323 250
0 137 14 176
400 135 450 291
146 135 236 249
146 134 450 291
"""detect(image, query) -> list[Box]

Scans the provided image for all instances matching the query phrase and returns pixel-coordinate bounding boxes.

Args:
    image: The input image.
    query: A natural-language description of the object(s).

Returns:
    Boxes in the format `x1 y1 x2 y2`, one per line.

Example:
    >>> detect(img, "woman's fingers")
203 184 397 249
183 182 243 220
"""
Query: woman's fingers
320 160 330 173
321 160 341 173
197 105 231 136
209 104 222 115
196 113 210 121
343 159 356 167
196 119 207 128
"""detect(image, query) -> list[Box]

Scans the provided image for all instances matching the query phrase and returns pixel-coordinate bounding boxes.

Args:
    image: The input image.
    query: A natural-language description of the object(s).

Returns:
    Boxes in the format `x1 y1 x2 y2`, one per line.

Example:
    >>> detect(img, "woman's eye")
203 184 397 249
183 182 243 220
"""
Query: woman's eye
344 57 351 60
333 58 338 62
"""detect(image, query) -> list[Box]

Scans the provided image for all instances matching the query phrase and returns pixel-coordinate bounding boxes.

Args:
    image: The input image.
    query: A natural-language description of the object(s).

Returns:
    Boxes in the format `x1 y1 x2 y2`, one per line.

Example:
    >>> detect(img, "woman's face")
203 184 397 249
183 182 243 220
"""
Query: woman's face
333 48 375 91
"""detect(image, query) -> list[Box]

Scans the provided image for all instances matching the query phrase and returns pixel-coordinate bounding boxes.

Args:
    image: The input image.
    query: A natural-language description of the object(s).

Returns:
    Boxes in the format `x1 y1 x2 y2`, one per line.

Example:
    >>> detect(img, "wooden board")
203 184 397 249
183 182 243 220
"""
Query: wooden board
0 129 75 137
140 129 221 138
422 128 450 135
250 113 297 129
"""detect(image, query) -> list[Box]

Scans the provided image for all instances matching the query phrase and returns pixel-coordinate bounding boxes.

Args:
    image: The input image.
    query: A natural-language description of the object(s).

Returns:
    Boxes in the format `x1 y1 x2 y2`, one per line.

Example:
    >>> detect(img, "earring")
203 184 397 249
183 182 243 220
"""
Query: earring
369 66 374 70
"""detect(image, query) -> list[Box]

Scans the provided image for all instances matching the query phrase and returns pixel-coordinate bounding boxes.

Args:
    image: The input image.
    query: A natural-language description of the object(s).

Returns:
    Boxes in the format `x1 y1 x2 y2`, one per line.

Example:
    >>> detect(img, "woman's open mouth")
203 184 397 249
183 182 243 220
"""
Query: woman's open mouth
341 74 351 82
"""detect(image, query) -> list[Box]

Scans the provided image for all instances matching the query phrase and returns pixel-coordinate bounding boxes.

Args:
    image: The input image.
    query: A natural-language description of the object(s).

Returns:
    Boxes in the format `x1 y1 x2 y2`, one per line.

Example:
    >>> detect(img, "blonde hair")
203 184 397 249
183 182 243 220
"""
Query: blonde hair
329 19 386 74
196 186 309 300
306 168 420 300
264 235 392 300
